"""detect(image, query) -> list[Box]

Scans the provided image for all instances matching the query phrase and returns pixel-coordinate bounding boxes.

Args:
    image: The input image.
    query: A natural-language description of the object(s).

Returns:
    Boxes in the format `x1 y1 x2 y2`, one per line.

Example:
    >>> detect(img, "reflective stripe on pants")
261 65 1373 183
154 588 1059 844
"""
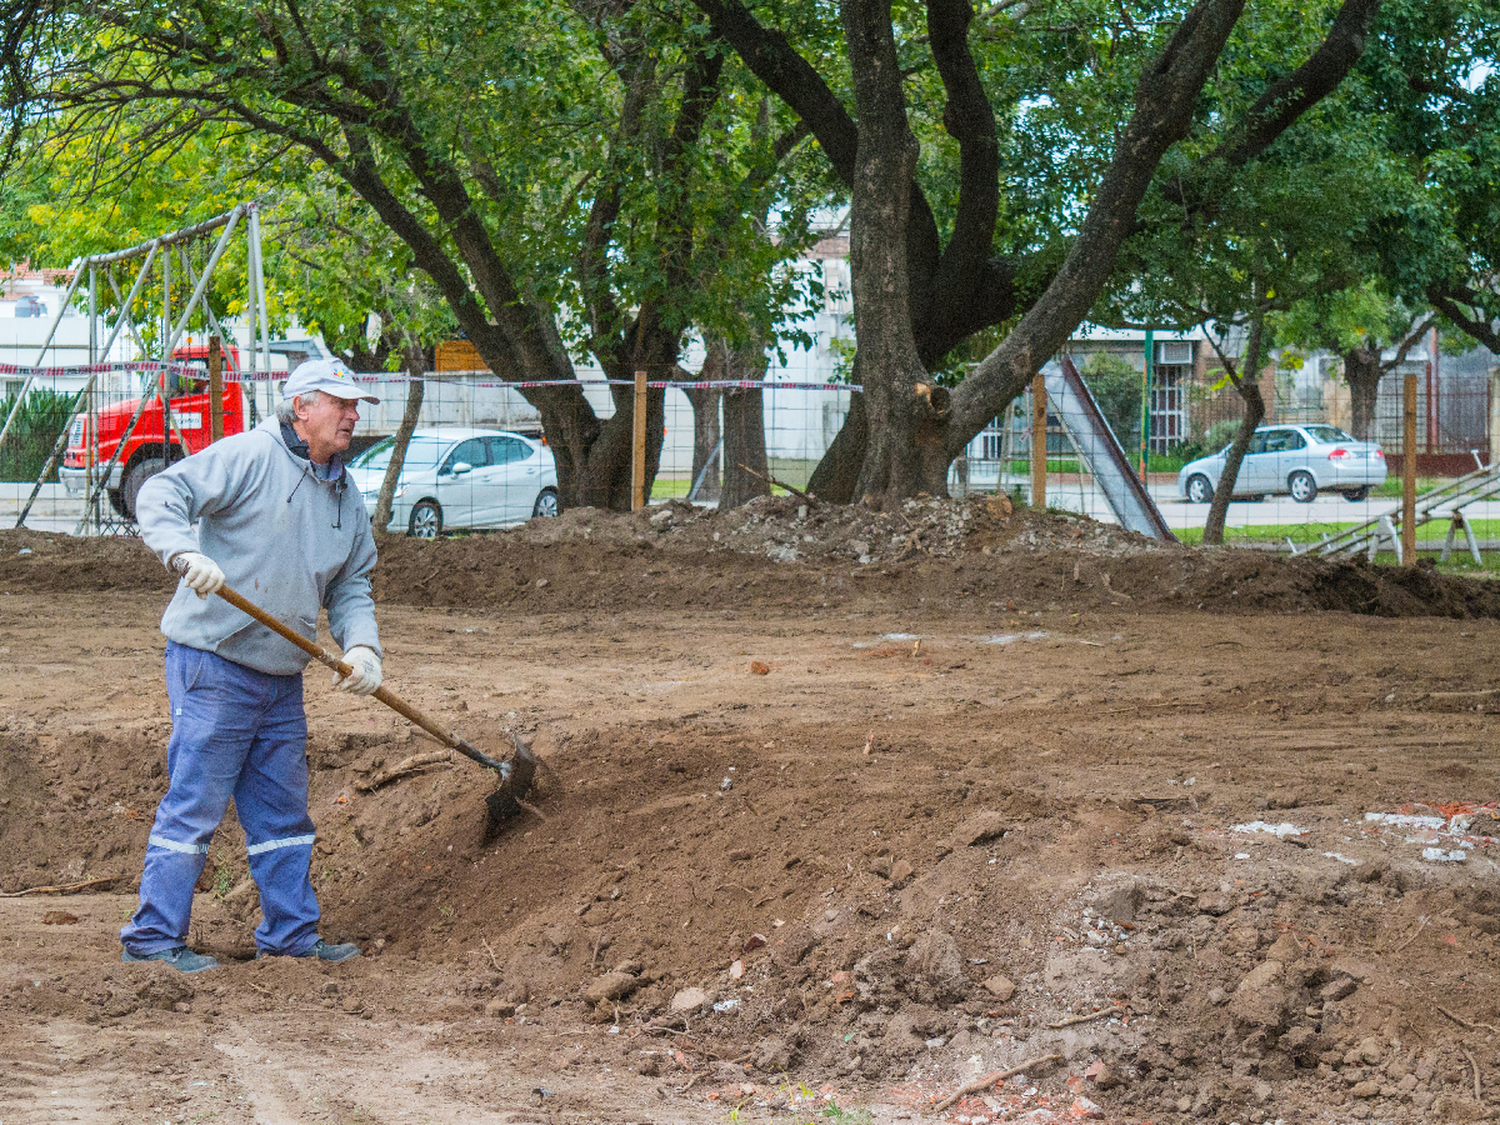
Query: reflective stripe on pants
121 642 321 957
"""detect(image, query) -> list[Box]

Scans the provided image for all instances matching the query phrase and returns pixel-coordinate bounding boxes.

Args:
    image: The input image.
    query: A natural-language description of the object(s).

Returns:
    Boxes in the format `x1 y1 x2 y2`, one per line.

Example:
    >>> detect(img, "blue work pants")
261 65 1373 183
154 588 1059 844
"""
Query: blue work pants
121 642 321 956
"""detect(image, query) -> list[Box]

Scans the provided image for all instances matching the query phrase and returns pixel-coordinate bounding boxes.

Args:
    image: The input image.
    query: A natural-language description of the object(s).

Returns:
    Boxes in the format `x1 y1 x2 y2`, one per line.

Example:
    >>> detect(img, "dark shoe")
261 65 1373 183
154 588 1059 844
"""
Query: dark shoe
257 938 360 962
121 945 218 973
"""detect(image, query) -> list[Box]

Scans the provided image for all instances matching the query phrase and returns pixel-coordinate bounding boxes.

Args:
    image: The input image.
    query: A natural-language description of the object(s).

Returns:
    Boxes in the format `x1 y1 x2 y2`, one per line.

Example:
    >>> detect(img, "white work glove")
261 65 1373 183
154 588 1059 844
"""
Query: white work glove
334 645 382 696
174 552 225 599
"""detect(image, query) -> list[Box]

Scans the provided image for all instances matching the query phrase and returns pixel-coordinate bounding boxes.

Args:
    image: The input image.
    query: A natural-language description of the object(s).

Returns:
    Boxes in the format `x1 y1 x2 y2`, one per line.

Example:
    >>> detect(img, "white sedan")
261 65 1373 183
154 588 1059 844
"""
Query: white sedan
1178 424 1387 504
348 428 559 537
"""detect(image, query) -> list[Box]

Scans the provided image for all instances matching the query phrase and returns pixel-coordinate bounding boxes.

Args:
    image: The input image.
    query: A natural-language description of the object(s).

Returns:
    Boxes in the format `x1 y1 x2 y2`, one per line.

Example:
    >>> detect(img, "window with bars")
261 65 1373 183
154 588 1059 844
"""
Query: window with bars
1149 364 1188 453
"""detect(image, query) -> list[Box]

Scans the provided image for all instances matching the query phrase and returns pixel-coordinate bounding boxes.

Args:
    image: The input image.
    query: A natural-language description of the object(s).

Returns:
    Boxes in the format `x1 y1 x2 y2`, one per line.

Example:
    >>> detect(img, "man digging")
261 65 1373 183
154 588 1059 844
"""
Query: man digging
120 359 383 973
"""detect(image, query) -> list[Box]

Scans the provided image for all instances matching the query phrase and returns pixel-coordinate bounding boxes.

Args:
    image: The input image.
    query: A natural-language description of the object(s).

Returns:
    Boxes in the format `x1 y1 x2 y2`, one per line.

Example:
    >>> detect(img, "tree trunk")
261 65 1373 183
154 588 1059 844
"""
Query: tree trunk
372 341 426 539
682 385 722 503
1344 342 1383 441
841 0 950 507
1203 316 1267 545
806 390 867 503
699 333 771 508
722 388 768 508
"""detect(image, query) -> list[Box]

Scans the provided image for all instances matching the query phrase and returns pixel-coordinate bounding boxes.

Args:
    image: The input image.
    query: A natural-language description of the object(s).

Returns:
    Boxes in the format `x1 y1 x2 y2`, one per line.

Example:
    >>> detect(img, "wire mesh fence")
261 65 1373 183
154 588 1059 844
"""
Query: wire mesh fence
0 366 859 536
3 362 1495 564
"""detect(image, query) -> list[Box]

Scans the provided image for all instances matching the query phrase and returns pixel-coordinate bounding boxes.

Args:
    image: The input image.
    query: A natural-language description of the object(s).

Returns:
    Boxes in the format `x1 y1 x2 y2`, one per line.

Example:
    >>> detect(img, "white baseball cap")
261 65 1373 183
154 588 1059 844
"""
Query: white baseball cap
284 358 379 404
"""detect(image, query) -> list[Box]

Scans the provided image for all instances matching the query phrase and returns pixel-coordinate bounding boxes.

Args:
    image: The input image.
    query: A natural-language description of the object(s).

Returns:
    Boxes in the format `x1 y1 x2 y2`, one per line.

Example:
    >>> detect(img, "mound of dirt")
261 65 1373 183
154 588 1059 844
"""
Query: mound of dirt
5 496 1498 621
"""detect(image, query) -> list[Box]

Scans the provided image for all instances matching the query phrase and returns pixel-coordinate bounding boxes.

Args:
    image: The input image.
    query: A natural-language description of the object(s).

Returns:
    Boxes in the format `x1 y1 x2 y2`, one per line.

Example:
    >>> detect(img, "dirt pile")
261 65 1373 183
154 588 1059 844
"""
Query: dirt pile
9 497 1498 621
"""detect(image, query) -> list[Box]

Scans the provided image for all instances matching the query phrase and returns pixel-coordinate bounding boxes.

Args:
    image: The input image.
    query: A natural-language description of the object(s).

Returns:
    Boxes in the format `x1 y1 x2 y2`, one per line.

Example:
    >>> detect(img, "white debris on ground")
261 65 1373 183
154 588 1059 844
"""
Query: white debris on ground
1361 803 1500 862
1230 821 1307 839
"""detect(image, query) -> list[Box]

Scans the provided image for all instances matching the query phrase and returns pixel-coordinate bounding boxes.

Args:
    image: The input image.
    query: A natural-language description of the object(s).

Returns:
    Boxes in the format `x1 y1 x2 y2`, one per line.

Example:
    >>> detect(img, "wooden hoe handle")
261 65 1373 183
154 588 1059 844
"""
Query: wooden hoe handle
205 579 505 773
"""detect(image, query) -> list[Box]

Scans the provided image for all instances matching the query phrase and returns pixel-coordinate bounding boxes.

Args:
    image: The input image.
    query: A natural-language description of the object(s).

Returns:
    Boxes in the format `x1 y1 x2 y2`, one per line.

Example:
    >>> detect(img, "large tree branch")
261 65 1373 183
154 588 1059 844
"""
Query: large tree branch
1430 285 1500 353
1213 0 1381 167
949 0 1246 449
1160 0 1380 211
925 0 1000 323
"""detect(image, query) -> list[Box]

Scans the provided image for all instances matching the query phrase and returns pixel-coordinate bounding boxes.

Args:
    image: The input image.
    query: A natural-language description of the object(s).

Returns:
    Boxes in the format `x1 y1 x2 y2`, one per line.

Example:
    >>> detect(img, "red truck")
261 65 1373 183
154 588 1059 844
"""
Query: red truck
60 344 246 519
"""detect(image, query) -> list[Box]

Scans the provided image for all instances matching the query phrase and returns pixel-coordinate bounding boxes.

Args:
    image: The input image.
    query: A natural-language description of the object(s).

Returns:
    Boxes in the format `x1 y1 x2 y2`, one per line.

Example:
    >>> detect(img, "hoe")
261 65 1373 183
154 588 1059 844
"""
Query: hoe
175 560 536 837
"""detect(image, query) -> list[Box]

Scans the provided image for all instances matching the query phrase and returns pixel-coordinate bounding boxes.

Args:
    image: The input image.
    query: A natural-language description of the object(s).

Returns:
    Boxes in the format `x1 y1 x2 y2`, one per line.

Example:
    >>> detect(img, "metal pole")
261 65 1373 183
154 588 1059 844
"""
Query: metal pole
632 369 648 510
1031 370 1047 508
250 203 271 376
88 266 98 533
1140 330 1154 482
163 205 243 358
161 250 171 455
1403 370 1417 565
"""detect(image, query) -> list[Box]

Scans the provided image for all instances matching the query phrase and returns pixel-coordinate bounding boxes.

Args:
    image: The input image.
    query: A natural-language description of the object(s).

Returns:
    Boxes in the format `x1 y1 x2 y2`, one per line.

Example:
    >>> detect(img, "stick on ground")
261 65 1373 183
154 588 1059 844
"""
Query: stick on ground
1048 1005 1127 1029
737 463 817 505
0 877 115 898
931 1052 1063 1114
356 749 452 791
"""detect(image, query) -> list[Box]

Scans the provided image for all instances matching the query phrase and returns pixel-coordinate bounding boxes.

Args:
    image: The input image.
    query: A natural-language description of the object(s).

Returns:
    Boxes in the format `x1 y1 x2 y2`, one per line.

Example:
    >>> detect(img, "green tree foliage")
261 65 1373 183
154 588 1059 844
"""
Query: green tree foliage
1078 351 1142 455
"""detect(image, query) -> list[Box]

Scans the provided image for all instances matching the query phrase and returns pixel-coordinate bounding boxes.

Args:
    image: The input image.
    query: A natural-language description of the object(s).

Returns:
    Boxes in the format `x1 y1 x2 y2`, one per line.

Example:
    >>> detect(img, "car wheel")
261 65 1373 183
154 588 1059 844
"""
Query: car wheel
1185 474 1213 504
408 500 443 539
122 457 166 520
532 487 559 518
1341 487 1370 502
1288 470 1318 503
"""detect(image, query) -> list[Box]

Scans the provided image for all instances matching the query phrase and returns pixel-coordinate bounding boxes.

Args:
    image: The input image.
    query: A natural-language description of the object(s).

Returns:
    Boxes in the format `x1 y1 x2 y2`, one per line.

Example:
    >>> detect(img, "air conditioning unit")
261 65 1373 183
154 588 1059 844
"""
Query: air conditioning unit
1156 341 1193 365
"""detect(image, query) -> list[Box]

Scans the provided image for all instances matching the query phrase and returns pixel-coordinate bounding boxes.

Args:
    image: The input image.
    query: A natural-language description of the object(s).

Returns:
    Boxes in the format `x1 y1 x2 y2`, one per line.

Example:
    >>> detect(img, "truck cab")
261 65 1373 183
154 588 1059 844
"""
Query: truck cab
61 344 245 519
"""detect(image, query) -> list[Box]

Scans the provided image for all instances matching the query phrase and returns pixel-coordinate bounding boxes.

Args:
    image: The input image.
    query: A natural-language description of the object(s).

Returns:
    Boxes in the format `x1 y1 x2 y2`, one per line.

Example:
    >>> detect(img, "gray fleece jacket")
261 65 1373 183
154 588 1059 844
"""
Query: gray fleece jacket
136 417 381 675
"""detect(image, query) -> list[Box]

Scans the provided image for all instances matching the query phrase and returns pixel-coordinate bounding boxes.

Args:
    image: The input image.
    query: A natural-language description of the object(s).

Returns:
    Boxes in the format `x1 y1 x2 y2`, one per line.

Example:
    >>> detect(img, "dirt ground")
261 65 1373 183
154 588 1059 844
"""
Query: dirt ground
3 496 1500 1125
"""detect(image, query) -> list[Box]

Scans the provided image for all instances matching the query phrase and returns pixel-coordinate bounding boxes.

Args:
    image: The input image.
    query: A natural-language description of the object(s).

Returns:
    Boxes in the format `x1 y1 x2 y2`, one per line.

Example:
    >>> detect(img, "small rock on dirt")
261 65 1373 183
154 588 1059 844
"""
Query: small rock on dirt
41 910 79 925
981 974 1016 1001
946 810 1007 849
584 972 637 1004
669 986 711 1013
904 931 967 1003
749 661 770 675
889 859 913 887
484 999 516 1018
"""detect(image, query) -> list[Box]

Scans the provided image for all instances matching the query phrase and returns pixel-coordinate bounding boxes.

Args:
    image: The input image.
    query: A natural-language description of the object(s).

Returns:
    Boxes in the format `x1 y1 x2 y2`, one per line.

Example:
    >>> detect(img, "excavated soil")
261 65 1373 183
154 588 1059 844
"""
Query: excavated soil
3 497 1500 1125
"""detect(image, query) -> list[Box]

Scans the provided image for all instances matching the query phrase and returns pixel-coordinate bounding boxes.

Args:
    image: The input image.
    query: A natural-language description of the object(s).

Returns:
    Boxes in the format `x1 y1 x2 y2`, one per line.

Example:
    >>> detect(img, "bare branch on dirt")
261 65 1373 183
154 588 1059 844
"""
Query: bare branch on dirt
356 749 452 791
1464 1046 1482 1100
0 877 114 897
1392 914 1429 954
1048 1005 1128 1029
931 1052 1064 1113
737 462 817 505
1438 1005 1500 1035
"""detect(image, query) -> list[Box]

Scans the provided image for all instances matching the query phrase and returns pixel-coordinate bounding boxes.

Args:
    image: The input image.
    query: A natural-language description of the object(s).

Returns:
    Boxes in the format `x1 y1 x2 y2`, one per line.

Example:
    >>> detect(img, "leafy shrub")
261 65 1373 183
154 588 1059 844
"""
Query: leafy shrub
0 387 77 483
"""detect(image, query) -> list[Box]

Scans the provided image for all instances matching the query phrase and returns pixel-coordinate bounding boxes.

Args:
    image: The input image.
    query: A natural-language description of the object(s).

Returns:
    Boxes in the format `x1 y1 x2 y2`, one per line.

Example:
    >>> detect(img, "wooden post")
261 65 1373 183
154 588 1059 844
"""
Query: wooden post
632 368 648 510
1031 371 1047 509
207 335 225 442
1403 370 1417 565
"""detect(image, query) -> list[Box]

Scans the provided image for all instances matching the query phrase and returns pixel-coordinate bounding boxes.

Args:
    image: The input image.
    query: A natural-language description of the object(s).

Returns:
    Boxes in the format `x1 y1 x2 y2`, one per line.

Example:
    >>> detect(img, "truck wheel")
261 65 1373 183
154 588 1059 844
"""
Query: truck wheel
408 500 442 539
107 489 127 516
122 457 165 520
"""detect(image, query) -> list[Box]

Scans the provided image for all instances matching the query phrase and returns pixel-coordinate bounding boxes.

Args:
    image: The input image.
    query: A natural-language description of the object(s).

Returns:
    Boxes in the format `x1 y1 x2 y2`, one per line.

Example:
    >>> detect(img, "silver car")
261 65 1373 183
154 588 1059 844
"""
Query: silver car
347 427 559 537
1178 424 1387 504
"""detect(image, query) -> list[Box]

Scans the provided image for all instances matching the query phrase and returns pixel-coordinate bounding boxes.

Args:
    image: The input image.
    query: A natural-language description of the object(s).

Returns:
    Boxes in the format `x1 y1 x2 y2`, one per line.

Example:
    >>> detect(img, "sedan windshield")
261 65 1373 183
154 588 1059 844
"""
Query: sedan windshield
1303 425 1356 444
353 436 446 472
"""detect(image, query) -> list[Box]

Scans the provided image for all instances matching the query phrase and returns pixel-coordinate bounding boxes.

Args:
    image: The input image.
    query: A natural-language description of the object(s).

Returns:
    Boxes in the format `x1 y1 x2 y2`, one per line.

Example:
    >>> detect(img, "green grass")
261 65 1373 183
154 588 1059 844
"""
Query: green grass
1177 518 1500 546
1369 476 1445 498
